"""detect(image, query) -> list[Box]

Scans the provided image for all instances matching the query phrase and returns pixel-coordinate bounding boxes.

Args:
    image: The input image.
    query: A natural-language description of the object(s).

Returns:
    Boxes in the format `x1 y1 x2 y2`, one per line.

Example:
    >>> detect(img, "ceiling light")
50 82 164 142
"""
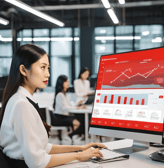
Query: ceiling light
95 36 115 40
142 31 149 36
101 0 111 8
33 37 50 41
0 17 9 25
116 36 141 40
95 36 141 40
152 37 162 43
5 0 64 27
51 37 73 41
0 36 12 42
118 0 125 5
107 9 119 24
74 37 79 41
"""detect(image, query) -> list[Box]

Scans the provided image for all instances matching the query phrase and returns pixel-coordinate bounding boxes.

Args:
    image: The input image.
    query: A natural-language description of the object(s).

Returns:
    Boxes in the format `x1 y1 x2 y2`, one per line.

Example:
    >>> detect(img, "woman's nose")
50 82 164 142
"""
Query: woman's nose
47 69 50 77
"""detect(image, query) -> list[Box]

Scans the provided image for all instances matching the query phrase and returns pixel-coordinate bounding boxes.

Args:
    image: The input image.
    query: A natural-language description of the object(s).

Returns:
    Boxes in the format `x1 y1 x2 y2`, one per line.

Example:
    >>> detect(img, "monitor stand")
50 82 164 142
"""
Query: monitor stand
114 140 149 154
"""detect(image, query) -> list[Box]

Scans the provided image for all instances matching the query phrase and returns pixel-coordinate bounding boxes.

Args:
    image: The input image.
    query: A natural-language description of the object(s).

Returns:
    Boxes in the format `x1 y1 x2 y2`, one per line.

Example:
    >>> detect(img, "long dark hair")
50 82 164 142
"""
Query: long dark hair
53 75 68 109
0 44 51 137
78 67 90 79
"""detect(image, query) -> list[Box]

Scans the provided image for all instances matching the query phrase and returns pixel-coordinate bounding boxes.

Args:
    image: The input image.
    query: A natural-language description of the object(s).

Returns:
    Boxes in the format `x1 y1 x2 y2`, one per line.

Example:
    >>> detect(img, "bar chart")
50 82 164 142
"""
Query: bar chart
100 93 148 105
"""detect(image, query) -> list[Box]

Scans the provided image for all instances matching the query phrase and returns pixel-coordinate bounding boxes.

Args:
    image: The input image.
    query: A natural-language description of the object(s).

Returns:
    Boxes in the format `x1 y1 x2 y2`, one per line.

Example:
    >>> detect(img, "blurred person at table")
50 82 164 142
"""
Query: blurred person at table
74 67 94 103
52 75 86 144
0 44 106 168
74 67 96 140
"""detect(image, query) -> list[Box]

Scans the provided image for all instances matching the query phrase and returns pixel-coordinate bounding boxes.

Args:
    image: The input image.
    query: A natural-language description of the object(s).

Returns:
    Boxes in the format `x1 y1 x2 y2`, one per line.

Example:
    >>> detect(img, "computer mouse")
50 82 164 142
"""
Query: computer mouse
95 157 101 160
158 149 164 155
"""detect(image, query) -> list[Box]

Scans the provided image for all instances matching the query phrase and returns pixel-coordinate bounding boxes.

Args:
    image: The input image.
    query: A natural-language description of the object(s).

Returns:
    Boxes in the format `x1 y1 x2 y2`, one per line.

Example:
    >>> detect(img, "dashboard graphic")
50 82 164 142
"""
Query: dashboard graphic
90 47 164 134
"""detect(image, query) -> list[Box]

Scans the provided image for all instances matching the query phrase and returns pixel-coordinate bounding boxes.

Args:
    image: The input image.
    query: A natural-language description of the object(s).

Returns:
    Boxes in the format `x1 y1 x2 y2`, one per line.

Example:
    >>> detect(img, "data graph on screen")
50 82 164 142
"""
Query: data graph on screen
102 61 164 89
100 94 148 106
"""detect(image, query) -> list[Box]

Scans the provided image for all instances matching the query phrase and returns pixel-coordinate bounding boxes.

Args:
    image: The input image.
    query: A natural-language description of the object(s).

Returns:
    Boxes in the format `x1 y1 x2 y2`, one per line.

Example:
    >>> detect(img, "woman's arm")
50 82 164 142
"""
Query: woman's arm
56 93 76 114
49 142 107 154
46 147 103 168
49 144 83 154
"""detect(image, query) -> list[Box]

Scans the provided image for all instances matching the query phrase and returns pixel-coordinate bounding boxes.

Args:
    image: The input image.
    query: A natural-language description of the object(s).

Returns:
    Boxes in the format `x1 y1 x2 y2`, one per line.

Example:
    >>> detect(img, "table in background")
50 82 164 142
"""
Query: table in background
54 147 164 168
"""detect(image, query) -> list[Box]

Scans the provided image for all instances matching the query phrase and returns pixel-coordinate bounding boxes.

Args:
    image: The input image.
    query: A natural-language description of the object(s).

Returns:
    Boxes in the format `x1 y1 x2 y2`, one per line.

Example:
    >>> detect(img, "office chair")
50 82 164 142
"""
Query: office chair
0 147 10 168
45 108 67 144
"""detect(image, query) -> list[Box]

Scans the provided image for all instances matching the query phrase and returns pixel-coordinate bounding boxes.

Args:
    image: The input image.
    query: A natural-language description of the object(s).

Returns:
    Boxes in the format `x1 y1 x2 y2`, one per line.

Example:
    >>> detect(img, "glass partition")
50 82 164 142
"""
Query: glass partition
51 28 72 87
0 29 12 77
135 25 163 50
94 27 114 73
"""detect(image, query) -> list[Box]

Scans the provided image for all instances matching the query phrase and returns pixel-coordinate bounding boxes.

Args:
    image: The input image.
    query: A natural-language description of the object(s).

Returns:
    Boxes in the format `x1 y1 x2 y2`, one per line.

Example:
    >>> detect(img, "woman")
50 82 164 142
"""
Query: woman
73 67 93 139
0 44 105 168
52 75 85 144
74 67 92 100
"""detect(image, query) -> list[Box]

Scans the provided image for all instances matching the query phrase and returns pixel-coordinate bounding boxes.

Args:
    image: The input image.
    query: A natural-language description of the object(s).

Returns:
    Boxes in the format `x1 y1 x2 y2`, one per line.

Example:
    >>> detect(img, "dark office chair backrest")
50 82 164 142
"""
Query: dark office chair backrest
0 147 10 168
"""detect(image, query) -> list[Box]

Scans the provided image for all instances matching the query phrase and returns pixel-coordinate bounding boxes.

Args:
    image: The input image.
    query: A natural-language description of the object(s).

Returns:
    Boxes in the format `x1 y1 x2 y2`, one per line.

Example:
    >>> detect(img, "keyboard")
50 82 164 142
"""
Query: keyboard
90 148 128 163
100 148 123 160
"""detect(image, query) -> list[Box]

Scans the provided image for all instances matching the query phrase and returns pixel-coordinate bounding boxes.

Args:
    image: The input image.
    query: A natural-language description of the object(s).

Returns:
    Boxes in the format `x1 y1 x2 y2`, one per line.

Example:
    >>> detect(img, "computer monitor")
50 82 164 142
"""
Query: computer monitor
89 47 164 149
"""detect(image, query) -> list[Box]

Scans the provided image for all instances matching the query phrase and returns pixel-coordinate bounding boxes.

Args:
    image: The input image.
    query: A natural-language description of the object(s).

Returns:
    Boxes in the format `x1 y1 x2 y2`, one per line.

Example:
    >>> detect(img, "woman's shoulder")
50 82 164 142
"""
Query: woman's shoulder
74 79 80 83
56 92 65 98
5 92 28 115
85 79 90 84
8 92 26 106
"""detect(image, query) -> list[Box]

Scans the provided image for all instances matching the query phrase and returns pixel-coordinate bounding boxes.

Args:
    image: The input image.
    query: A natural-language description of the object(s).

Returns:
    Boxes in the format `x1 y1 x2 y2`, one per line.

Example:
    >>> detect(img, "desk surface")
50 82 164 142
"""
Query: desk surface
55 147 163 168
68 105 93 113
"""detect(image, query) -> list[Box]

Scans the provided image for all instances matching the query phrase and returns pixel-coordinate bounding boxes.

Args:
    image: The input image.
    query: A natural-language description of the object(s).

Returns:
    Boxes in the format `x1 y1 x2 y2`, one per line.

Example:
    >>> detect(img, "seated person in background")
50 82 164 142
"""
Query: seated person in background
51 75 85 143
74 67 94 139
74 67 93 103
0 44 105 168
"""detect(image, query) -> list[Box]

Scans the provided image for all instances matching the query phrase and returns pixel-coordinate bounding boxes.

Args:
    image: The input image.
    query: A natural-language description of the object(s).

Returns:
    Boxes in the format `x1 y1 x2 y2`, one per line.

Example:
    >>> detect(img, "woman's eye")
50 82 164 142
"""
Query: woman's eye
41 66 45 69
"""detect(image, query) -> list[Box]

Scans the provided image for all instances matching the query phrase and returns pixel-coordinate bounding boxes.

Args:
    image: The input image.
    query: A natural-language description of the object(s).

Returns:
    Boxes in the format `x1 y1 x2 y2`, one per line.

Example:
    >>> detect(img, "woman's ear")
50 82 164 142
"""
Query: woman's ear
19 64 27 77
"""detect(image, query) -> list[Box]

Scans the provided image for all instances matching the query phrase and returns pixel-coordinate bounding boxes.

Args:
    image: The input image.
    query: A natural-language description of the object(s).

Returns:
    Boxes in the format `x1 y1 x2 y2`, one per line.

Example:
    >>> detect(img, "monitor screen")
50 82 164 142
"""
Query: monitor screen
89 47 164 143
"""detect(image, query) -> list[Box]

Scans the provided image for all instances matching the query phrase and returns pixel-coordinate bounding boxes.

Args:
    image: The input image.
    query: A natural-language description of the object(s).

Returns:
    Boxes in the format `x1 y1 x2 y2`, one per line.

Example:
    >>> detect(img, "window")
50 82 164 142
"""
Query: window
0 30 12 77
51 28 72 87
135 25 163 50
74 27 80 79
94 27 114 73
115 25 133 53
17 29 32 45
93 25 163 74
33 29 49 54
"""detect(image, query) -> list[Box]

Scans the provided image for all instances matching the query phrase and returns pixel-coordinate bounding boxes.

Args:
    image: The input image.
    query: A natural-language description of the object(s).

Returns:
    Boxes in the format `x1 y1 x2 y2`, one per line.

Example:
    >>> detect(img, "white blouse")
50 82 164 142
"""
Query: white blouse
74 79 90 97
0 86 52 168
54 92 76 116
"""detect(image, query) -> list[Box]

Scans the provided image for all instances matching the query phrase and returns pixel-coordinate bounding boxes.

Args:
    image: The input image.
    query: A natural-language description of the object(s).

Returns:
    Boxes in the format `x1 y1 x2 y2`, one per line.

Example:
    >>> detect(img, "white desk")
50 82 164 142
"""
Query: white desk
55 147 164 168
68 105 93 144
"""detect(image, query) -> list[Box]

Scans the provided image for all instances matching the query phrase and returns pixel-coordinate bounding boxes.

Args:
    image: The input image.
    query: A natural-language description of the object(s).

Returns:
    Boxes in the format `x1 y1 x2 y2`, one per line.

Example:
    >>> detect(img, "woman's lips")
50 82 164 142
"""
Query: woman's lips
43 81 48 84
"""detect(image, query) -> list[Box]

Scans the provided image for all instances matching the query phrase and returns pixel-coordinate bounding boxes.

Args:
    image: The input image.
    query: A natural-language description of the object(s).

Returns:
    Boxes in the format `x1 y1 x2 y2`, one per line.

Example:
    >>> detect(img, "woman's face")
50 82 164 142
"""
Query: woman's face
22 54 50 93
81 70 89 80
63 79 70 91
